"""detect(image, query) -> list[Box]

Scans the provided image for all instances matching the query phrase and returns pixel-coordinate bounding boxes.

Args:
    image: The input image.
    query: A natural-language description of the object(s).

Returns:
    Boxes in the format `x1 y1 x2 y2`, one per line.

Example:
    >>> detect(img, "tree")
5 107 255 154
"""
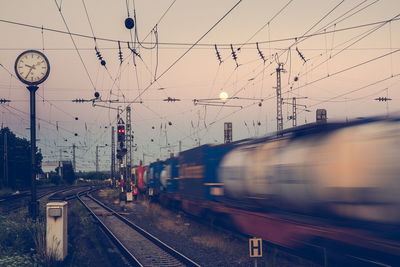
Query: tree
0 128 43 189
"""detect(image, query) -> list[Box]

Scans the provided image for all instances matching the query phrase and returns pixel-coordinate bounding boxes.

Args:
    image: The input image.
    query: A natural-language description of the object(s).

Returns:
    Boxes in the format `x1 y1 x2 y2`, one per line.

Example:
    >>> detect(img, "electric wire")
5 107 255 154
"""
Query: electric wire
2 17 398 47
53 0 97 92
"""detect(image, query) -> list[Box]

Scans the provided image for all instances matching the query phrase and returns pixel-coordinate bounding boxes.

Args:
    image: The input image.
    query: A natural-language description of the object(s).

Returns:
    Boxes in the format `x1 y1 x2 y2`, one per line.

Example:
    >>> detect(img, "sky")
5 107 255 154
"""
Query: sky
0 0 399 171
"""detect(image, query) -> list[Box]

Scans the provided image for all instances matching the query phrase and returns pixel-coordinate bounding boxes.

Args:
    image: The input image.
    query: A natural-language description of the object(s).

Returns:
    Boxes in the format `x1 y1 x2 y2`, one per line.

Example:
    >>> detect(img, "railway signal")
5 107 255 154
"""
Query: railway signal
117 125 125 143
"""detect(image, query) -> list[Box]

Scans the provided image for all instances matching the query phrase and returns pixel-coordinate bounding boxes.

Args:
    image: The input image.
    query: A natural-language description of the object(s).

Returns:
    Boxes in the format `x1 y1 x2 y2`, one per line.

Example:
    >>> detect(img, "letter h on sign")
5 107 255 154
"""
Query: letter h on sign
249 238 262 257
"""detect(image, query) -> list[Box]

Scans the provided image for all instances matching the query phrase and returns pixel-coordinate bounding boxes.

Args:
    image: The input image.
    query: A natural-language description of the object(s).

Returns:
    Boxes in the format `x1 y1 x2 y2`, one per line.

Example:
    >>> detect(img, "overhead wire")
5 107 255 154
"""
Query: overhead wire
127 0 243 106
2 17 399 47
53 0 97 92
293 13 400 82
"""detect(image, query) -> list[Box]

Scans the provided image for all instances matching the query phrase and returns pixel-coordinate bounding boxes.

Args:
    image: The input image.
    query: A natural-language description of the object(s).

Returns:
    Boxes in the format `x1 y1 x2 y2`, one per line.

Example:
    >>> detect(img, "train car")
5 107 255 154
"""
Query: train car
143 117 400 262
135 165 147 193
177 144 235 202
146 160 164 198
219 118 400 224
160 157 179 193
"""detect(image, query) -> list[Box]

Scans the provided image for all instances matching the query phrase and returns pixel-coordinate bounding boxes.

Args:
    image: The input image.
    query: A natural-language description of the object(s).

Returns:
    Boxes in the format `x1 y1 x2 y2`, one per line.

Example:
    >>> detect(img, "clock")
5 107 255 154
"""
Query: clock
14 50 50 85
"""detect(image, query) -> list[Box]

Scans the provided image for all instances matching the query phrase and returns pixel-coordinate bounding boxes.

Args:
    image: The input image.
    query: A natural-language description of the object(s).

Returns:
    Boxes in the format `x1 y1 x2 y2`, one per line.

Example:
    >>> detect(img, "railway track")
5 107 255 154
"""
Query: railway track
77 191 201 267
0 185 98 214
0 186 67 214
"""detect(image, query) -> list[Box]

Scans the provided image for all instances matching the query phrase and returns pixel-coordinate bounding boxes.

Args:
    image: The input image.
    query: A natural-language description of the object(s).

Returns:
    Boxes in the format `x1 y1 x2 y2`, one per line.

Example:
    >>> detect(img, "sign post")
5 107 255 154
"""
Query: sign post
249 237 262 267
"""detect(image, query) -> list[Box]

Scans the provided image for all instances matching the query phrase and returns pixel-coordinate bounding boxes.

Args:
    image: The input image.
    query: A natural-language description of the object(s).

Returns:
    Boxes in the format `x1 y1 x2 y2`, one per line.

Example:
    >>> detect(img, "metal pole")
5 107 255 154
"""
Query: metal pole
28 85 39 220
276 64 283 132
292 97 297 127
96 145 99 175
3 132 8 188
72 144 76 172
126 107 131 190
111 126 115 184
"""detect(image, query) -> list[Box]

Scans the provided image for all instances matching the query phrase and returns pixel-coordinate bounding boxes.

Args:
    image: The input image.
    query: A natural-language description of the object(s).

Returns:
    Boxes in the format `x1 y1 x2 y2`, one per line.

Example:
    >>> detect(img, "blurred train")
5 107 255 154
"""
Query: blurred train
132 116 400 260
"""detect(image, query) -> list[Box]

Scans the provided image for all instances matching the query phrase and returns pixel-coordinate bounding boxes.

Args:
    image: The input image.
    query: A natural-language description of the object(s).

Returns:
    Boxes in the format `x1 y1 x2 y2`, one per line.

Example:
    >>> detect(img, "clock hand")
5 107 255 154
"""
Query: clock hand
25 64 33 68
25 67 33 79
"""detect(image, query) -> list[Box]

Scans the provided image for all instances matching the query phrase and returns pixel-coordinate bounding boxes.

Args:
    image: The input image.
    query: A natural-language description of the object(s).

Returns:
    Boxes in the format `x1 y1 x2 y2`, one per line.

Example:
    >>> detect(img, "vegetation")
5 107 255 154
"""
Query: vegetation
0 199 118 266
0 127 43 190
0 210 43 266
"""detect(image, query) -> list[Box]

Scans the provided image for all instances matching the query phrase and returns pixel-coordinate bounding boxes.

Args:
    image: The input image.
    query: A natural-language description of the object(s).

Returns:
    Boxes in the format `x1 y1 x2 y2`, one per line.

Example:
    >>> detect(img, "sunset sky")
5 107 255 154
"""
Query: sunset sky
1 0 399 171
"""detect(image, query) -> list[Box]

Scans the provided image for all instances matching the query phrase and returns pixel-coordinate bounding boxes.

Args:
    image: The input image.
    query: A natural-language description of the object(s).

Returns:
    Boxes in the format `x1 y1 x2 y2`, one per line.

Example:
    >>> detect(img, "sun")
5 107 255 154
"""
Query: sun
219 91 228 100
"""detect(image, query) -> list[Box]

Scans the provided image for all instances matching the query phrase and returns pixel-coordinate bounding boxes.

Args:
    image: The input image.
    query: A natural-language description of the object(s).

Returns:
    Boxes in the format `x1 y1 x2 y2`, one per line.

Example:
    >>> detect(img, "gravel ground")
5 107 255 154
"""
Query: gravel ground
93 188 319 267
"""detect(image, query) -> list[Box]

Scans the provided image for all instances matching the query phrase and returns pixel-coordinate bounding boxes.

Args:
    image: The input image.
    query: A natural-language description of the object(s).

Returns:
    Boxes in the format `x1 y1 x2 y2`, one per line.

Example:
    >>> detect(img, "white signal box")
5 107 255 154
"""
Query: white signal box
46 201 68 261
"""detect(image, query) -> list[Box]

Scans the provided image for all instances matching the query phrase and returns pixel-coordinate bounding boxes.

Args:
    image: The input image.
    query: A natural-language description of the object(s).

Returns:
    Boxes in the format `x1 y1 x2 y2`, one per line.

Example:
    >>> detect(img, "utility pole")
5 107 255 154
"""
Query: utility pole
59 149 62 178
283 97 308 127
275 63 285 132
72 144 76 172
111 126 115 184
126 107 132 191
292 97 296 127
3 132 8 188
96 144 108 179
96 145 99 174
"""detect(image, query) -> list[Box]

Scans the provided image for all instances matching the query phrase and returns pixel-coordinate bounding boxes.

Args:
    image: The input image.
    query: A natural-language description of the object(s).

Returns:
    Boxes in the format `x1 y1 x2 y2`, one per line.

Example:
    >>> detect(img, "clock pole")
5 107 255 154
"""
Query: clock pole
28 85 39 220
14 50 50 220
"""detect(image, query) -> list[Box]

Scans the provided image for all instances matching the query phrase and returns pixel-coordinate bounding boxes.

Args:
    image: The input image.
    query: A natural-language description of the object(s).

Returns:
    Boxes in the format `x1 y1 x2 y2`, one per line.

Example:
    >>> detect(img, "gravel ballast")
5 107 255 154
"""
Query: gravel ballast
93 189 318 267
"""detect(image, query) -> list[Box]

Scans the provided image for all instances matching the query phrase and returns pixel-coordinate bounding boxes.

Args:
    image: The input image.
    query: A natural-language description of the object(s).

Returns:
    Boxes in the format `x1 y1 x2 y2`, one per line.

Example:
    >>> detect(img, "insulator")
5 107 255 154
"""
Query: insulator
230 44 239 67
214 44 223 65
118 41 123 64
230 44 237 61
296 47 307 64
95 47 103 60
256 42 266 63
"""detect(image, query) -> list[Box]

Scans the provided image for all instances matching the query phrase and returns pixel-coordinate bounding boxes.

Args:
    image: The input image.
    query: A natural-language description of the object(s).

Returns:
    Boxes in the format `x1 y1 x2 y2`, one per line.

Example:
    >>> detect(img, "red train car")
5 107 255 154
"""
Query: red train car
135 165 147 192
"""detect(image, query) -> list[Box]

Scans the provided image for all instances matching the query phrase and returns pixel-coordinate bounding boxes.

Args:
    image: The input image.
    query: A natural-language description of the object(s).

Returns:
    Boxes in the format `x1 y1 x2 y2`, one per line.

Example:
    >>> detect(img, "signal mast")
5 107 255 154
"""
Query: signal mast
116 115 126 197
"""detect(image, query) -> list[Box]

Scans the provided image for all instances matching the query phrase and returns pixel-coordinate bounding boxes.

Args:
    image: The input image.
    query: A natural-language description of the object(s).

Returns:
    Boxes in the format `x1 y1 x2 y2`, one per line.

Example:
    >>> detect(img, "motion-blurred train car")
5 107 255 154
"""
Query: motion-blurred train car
145 117 400 262
134 165 147 193
146 160 164 197
177 144 234 202
219 118 400 224
160 157 179 193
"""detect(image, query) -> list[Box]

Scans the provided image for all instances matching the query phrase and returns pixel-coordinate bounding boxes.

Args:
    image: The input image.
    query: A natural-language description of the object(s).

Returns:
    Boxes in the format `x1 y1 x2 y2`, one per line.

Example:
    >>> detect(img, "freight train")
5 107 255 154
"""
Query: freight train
133 116 400 260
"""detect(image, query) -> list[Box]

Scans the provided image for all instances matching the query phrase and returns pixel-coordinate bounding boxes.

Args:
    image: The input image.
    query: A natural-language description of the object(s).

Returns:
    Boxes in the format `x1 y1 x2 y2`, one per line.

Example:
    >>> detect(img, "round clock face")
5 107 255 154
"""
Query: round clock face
14 50 50 85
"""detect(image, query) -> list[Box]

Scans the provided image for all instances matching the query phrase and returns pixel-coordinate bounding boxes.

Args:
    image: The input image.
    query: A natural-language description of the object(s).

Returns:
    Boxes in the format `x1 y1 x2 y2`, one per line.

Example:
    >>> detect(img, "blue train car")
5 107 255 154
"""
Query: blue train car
160 157 179 193
146 160 164 197
177 144 234 201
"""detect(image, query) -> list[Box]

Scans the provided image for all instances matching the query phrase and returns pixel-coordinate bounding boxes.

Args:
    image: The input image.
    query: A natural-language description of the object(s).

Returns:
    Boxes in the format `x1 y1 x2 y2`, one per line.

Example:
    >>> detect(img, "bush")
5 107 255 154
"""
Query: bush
0 210 49 266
